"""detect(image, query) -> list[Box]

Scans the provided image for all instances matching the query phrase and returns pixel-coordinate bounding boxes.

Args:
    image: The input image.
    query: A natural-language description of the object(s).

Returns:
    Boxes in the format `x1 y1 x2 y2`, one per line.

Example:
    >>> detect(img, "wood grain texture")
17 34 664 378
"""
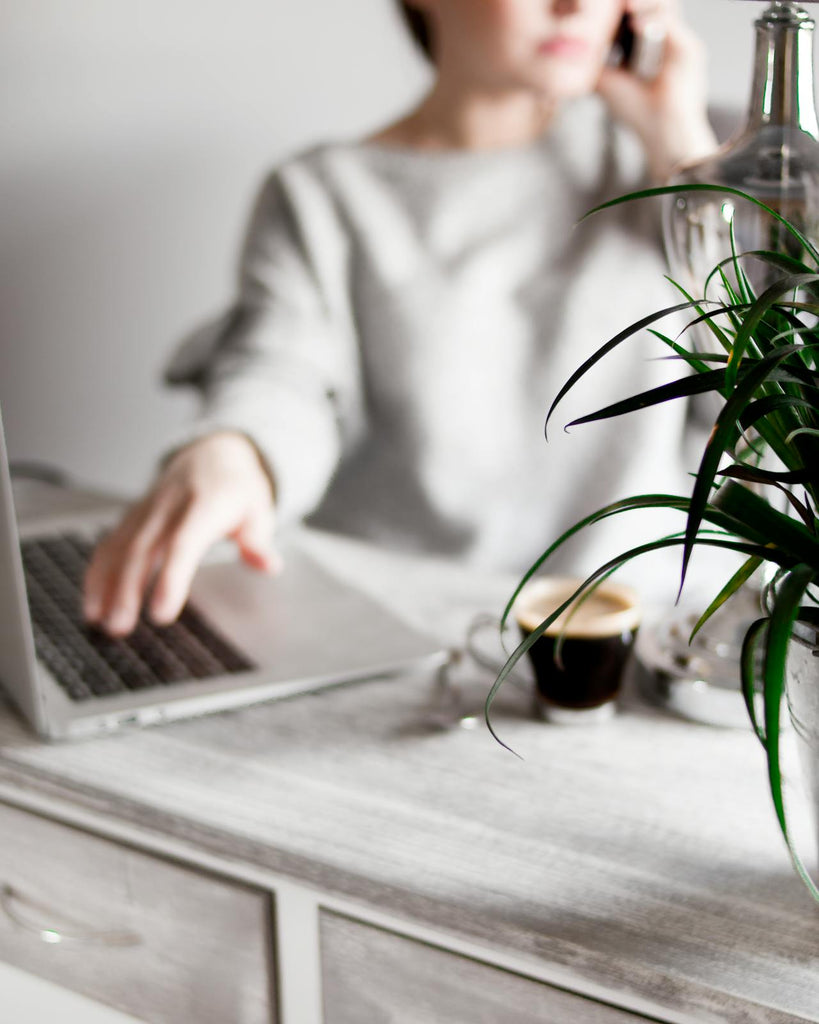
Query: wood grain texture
0 801 275 1024
320 910 656 1024
1 489 818 1024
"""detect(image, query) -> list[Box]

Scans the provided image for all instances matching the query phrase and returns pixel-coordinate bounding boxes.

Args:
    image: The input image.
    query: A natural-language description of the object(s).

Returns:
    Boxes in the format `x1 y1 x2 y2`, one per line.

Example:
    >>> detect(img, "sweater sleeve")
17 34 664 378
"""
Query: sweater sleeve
163 164 360 527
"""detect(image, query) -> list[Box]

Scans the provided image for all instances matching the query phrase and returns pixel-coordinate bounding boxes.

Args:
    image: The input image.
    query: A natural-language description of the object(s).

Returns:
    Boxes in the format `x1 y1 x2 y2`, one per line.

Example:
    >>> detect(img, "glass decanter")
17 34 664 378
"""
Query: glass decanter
664 0 819 297
651 2 819 727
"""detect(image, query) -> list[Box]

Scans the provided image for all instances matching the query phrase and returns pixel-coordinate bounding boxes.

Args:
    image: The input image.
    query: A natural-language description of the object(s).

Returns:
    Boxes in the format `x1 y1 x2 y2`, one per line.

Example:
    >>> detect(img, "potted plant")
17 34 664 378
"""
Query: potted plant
486 184 819 902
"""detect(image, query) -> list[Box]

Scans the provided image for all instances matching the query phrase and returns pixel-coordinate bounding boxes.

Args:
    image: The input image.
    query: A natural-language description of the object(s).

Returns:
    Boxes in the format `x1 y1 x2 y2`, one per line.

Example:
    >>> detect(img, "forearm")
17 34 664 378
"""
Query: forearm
642 107 718 184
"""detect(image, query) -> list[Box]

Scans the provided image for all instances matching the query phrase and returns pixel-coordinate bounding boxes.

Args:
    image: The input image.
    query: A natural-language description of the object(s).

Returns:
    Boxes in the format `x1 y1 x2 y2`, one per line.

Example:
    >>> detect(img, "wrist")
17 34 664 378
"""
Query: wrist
643 113 718 183
163 430 277 503
211 431 278 504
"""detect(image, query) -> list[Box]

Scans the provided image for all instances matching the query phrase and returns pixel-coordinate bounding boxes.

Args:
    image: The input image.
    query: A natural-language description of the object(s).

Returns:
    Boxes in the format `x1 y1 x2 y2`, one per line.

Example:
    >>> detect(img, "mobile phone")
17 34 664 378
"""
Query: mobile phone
608 13 665 80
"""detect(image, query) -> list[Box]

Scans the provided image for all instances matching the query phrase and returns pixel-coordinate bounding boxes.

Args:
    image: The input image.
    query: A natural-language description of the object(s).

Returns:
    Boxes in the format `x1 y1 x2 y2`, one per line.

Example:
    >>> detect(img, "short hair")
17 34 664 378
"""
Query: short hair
398 2 434 63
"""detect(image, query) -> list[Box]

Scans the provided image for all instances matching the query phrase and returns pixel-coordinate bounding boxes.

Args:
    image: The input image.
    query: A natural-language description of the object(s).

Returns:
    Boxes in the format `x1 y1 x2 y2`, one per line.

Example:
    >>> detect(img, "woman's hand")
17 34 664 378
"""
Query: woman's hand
83 431 279 637
597 0 718 183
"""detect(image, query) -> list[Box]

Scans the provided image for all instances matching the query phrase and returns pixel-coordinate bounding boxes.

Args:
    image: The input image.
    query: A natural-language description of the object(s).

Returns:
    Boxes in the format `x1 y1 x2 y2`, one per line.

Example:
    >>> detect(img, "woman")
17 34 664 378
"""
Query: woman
84 0 715 636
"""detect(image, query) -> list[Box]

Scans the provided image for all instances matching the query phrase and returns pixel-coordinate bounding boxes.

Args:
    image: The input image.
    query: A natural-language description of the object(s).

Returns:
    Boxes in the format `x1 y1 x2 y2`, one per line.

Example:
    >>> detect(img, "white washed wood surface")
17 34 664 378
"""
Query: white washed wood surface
1 488 818 1022
320 909 655 1024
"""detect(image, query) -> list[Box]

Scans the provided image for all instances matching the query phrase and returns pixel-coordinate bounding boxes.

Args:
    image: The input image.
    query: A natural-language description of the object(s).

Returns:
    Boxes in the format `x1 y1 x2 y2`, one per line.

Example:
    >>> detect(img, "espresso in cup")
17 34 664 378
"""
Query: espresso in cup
514 578 641 723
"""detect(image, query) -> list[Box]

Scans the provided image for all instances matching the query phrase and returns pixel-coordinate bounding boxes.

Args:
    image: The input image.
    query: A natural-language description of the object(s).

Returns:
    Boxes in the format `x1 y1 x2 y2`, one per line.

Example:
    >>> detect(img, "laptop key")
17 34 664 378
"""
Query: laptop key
178 605 256 673
20 534 256 702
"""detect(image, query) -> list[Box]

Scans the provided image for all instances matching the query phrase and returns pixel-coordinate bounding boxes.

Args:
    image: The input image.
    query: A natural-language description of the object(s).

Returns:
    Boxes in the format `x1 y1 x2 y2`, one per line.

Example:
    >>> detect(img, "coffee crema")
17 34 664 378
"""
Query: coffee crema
514 577 641 639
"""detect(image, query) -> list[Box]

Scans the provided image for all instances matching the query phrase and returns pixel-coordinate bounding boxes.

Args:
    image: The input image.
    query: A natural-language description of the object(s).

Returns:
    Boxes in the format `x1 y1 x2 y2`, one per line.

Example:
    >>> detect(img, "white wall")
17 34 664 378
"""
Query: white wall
0 0 431 493
0 0 761 495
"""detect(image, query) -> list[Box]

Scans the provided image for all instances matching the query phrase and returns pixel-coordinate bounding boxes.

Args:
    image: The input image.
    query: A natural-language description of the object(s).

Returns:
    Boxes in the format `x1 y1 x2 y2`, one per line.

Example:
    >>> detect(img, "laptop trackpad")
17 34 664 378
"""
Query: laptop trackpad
188 546 441 680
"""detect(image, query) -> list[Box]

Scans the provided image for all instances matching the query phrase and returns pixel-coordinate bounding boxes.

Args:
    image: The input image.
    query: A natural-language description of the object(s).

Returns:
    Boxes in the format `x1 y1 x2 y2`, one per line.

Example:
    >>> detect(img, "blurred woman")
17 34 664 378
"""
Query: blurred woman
84 0 715 635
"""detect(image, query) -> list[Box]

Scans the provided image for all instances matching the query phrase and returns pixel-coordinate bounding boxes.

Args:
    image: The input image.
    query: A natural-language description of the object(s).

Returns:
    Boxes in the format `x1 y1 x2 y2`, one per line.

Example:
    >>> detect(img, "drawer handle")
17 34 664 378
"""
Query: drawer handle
1 883 142 947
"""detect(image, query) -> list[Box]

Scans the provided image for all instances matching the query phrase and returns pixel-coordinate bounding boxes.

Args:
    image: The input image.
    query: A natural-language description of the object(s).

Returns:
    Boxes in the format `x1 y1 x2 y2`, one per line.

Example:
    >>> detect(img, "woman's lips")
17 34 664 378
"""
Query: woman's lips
537 36 590 58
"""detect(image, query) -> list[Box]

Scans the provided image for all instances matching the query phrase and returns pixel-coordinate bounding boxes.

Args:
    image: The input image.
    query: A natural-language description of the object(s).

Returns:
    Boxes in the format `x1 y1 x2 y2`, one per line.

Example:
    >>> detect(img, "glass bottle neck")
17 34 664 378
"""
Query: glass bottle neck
746 2 819 137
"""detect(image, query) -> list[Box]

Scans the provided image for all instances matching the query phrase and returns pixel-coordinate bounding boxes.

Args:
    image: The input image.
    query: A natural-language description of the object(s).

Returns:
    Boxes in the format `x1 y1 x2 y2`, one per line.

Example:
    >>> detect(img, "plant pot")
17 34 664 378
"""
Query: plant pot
787 618 819 861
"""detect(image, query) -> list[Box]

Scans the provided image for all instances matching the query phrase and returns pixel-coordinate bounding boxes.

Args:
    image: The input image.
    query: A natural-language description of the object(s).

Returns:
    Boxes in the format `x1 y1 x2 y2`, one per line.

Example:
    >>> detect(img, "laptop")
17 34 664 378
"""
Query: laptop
0 408 446 740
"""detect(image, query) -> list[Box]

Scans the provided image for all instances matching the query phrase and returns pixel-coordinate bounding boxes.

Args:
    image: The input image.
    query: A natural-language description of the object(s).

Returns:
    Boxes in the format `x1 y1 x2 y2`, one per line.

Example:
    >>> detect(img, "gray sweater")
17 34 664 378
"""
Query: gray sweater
165 98 698 581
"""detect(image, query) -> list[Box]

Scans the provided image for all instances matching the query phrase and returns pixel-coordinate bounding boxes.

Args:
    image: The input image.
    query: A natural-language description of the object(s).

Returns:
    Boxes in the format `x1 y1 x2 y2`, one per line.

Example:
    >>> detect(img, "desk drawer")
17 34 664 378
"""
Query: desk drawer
0 801 275 1023
321 911 656 1024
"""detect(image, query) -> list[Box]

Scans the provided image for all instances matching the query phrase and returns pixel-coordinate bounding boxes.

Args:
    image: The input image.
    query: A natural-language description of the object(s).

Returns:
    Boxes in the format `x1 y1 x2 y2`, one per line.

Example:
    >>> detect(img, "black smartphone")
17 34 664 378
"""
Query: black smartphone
609 13 664 80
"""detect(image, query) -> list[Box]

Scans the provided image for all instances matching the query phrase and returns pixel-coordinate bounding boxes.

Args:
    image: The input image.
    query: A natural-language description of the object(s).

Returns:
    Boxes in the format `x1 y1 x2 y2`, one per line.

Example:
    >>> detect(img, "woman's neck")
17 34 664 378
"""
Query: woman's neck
372 80 558 152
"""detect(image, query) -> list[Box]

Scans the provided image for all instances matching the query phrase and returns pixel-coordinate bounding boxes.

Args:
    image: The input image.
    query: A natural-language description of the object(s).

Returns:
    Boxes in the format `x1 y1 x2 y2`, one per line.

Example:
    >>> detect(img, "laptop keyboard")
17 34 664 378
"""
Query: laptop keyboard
21 533 255 702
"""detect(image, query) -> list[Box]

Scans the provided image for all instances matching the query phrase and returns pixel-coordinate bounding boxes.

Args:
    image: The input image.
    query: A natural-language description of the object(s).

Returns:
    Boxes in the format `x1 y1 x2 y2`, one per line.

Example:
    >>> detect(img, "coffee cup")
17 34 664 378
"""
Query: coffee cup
514 577 641 724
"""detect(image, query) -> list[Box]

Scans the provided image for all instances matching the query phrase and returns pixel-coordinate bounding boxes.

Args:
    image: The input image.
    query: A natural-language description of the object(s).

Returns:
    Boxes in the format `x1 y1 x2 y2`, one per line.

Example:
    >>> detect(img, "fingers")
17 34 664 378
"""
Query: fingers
596 55 645 111
148 496 280 624
83 431 279 636
233 504 281 573
83 490 182 636
662 19 707 73
146 500 223 625
627 0 702 72
624 0 677 24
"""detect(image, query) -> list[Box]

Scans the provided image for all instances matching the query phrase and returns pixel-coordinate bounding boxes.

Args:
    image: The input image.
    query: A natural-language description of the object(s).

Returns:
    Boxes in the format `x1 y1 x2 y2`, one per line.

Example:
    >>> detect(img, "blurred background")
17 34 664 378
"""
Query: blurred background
1 0 760 496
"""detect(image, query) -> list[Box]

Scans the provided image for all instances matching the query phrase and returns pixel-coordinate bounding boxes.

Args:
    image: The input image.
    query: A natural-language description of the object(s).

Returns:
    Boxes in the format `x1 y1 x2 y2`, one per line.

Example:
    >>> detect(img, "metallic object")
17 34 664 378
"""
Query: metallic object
0 882 142 947
637 590 765 728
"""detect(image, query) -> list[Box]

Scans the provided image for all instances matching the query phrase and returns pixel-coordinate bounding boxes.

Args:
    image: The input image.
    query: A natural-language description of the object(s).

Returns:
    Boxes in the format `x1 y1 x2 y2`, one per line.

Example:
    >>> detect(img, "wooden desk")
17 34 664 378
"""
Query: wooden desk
0 486 817 1023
